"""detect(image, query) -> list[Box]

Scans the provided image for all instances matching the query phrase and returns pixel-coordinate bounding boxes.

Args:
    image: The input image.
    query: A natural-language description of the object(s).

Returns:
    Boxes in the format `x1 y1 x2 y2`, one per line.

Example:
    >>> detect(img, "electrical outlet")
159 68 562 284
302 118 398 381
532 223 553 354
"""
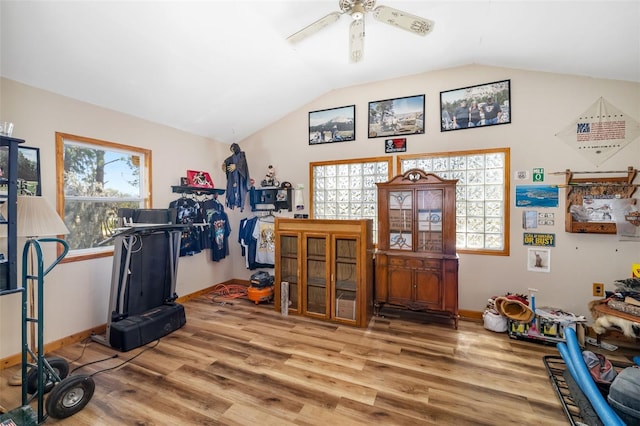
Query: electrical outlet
593 282 604 297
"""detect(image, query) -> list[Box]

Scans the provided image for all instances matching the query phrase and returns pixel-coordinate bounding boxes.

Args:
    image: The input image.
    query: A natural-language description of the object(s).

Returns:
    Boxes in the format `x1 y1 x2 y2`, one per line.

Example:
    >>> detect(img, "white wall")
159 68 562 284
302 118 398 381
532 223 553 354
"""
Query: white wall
240 64 640 320
0 78 235 358
1 64 639 359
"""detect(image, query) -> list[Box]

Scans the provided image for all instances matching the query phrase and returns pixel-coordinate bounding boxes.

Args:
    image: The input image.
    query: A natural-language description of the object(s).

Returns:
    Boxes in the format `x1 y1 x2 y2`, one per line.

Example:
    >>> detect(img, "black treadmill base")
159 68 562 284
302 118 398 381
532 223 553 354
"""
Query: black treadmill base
109 303 186 352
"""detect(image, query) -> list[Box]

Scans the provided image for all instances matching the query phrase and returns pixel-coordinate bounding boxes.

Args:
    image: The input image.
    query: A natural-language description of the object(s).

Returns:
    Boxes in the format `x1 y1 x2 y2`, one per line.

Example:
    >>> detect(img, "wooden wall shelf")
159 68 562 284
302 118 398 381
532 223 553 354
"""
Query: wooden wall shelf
563 166 638 234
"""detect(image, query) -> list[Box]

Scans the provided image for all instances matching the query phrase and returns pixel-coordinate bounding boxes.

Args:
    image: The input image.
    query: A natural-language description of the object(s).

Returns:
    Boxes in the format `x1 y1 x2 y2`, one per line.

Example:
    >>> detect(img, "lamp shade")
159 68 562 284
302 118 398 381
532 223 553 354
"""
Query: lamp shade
0 196 69 238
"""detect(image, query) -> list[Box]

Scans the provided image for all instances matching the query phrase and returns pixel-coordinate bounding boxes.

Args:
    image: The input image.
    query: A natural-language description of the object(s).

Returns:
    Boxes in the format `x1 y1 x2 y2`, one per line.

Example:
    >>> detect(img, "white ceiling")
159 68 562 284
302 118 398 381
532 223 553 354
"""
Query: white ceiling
1 1 639 144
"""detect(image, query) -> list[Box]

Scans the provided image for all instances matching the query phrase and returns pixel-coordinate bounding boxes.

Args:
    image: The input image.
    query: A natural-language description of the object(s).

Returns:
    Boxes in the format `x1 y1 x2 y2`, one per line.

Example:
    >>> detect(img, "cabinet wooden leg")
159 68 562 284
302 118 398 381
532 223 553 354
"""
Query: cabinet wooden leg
374 302 383 317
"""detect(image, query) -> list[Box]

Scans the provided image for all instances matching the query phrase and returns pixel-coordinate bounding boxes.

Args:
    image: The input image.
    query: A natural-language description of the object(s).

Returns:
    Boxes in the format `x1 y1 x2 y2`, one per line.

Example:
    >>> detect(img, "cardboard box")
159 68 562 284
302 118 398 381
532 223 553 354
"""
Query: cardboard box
336 293 356 321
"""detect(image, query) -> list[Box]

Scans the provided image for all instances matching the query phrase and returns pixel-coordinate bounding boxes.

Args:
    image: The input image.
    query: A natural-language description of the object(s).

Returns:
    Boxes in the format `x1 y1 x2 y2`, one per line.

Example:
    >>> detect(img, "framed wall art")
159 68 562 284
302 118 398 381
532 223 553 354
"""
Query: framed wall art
368 94 424 138
384 138 407 153
0 145 41 196
527 248 551 273
187 170 214 188
309 105 355 145
440 79 511 132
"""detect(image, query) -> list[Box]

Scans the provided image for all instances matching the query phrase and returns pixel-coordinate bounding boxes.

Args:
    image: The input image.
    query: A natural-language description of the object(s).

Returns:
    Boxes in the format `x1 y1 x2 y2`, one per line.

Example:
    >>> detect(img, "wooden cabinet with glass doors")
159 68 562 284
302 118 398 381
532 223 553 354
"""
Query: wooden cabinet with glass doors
375 169 459 328
274 218 373 327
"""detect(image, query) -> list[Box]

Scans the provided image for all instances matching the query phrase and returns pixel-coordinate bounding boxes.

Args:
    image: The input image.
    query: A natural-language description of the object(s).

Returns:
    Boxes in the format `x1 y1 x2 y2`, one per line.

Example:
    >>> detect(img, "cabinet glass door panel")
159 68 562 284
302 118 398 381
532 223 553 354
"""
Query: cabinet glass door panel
334 237 357 321
416 189 443 253
305 236 327 315
388 191 412 250
279 235 299 310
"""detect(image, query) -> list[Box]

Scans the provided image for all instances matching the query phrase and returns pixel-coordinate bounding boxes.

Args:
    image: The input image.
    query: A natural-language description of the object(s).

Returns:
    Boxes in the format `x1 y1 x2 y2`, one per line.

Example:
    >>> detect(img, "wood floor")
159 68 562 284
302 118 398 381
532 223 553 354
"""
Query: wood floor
1 295 636 425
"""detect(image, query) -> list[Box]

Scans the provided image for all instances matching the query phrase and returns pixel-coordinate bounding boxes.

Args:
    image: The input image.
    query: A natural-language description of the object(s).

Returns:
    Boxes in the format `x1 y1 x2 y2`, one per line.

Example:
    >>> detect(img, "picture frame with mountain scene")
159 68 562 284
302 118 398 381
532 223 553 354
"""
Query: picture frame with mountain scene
309 105 356 145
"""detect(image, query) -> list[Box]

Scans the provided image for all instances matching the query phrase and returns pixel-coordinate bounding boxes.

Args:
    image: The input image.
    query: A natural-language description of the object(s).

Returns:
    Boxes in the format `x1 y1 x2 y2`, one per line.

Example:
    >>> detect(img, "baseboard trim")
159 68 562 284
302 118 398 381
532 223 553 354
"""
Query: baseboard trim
0 280 246 370
460 309 483 322
1 324 106 370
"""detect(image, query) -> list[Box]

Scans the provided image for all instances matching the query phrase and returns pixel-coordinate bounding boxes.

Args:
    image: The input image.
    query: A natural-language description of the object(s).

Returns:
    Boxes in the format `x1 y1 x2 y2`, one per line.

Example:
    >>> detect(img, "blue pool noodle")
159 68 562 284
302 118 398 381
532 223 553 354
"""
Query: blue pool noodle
559 327 625 426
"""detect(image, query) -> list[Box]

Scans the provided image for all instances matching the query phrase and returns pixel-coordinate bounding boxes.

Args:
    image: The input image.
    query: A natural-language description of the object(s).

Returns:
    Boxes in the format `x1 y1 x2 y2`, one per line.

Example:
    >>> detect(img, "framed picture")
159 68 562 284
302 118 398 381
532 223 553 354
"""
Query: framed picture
309 105 355 145
0 145 41 196
368 94 424 138
527 248 551 273
384 138 407 153
440 79 511 131
515 185 559 208
187 170 214 188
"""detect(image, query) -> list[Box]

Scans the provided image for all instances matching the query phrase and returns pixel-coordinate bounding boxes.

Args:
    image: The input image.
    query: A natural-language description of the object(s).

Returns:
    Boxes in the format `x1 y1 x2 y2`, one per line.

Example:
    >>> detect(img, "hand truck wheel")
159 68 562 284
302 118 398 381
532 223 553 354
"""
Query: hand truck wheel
46 375 95 419
26 356 69 394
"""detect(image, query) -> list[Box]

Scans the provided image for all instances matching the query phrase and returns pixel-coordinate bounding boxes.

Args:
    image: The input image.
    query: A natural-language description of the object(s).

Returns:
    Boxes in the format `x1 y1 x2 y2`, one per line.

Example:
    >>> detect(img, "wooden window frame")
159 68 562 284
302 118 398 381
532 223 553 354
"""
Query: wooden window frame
55 132 152 262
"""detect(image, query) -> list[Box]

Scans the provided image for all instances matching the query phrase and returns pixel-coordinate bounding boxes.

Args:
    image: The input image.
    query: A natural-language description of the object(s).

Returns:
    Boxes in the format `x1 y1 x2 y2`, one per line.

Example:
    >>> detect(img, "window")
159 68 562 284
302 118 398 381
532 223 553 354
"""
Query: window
311 157 392 240
398 148 510 255
56 133 151 261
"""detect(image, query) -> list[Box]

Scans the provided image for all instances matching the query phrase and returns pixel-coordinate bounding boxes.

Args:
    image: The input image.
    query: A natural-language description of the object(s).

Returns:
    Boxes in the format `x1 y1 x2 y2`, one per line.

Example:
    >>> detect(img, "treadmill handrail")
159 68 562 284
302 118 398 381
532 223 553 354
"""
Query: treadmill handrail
98 224 189 246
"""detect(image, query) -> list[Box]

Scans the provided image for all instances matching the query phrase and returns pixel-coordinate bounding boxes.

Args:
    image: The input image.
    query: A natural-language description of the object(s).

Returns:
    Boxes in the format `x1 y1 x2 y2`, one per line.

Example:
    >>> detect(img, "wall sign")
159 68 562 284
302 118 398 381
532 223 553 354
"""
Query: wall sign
533 168 544 182
523 232 556 247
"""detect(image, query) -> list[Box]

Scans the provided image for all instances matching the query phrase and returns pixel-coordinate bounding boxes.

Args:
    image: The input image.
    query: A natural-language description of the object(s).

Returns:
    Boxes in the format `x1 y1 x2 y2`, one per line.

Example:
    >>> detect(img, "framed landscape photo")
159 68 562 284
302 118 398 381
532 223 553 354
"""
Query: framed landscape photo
0 145 41 196
440 80 511 132
309 105 355 145
368 94 424 138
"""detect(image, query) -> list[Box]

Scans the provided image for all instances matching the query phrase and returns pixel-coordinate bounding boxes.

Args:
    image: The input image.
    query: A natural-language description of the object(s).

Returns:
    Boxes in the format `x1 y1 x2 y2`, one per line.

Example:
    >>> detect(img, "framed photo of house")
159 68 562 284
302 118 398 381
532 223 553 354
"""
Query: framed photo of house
440 80 511 132
309 105 355 145
0 145 41 196
368 94 424 138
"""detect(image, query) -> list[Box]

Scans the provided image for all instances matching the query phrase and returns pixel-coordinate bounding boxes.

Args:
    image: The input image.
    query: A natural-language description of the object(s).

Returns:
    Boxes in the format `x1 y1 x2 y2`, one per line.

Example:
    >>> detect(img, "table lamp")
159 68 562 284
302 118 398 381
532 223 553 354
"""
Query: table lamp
0 195 70 390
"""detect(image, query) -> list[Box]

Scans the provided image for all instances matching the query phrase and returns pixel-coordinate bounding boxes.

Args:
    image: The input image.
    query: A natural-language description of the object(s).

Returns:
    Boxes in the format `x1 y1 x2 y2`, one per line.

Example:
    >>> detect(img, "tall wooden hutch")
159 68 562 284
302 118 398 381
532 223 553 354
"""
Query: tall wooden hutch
375 169 459 328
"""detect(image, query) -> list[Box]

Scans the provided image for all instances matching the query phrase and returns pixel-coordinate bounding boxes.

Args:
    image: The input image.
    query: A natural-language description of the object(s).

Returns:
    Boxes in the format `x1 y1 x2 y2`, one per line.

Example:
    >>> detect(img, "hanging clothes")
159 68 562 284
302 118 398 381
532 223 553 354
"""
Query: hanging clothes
252 215 275 266
205 198 231 262
238 216 274 270
169 196 204 256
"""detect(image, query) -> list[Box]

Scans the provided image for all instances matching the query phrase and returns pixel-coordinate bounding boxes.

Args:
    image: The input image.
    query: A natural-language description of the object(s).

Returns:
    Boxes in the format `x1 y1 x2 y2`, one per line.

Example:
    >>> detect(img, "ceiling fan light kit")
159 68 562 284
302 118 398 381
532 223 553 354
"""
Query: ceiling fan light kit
287 0 434 63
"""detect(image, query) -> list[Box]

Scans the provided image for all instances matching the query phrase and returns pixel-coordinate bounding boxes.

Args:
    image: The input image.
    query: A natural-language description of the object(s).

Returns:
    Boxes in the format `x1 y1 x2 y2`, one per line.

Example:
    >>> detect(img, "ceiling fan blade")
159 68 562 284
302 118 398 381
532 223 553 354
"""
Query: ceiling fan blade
349 18 365 63
287 11 342 44
372 5 434 36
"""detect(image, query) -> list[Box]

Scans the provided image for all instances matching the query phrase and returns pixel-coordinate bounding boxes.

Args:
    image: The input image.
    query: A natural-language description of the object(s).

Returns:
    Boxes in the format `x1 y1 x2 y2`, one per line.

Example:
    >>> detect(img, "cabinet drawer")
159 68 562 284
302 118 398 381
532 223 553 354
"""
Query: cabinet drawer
388 257 441 269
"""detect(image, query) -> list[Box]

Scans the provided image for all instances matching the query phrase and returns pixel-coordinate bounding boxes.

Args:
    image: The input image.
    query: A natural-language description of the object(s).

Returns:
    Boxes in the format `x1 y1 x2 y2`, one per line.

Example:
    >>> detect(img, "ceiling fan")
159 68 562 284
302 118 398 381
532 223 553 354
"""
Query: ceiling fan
286 0 434 63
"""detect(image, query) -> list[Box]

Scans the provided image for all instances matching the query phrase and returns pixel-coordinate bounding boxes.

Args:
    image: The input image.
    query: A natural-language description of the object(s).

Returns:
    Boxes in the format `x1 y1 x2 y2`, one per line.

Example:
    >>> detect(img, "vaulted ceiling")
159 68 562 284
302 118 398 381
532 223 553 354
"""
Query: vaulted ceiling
1 1 638 143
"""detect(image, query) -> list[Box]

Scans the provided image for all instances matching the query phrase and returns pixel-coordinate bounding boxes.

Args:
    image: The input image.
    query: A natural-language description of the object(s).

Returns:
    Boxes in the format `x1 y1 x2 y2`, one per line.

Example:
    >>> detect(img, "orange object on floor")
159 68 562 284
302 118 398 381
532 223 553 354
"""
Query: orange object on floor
247 285 274 304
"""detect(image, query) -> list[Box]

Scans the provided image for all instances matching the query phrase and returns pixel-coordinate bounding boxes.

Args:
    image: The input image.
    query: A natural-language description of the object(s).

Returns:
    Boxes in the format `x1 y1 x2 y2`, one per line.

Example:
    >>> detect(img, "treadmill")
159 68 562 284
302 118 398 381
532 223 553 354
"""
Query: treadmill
92 209 187 351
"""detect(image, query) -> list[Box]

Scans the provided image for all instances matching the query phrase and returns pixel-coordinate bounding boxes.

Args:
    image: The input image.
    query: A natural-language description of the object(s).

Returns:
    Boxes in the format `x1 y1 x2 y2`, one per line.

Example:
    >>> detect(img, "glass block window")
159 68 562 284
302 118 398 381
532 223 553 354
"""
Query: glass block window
399 148 510 255
311 157 392 241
